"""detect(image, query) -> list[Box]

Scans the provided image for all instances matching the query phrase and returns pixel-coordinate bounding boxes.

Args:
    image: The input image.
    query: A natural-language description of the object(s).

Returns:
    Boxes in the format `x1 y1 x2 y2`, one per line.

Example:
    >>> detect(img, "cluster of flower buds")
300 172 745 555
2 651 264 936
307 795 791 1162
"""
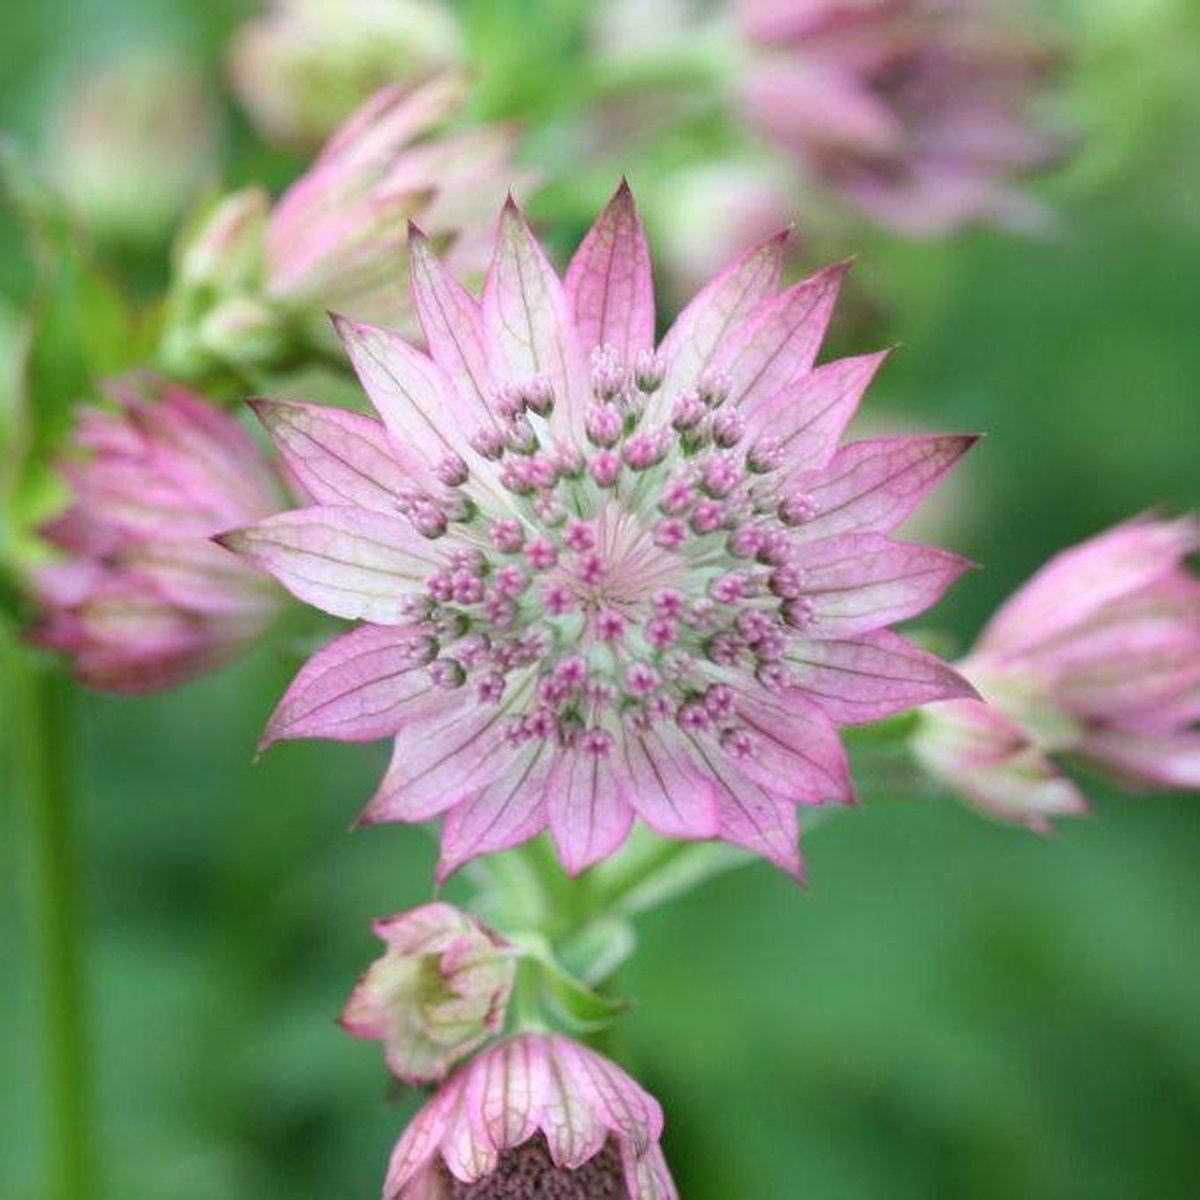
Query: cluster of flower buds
161 73 525 377
31 377 285 692
737 0 1065 234
343 902 678 1198
915 517 1200 828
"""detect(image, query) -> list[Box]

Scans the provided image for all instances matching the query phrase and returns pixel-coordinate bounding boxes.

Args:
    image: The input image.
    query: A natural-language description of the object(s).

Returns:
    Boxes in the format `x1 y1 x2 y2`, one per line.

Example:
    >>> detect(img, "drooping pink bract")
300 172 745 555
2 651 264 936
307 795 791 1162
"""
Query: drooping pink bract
383 1032 677 1199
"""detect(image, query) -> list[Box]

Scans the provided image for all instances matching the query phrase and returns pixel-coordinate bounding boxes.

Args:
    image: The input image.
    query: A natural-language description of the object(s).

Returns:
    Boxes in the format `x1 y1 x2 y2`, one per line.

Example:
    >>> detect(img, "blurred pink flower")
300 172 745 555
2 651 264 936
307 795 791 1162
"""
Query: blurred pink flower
164 75 524 373
737 0 1064 235
915 516 1200 828
32 378 284 693
265 73 519 326
223 182 974 879
341 903 515 1085
383 1032 677 1198
228 0 461 152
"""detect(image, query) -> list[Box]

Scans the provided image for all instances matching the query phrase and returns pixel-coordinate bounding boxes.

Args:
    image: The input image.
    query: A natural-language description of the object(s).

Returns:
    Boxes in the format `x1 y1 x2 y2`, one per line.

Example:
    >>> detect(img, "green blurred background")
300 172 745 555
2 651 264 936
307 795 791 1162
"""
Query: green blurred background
2 1 1199 1197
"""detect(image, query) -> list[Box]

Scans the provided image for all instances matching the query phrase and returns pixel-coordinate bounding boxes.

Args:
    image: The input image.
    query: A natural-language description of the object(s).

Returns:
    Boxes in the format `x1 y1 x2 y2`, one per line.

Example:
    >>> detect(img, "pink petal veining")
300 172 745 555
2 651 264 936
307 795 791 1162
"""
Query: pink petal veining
382 1033 677 1199
227 183 975 877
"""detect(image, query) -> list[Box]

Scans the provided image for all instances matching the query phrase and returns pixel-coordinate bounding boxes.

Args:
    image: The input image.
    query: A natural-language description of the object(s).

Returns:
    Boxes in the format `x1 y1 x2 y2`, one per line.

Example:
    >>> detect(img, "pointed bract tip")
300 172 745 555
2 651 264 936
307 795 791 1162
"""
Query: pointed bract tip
211 529 246 553
785 849 809 887
350 802 382 833
256 715 285 755
406 218 428 243
245 396 283 427
433 855 460 886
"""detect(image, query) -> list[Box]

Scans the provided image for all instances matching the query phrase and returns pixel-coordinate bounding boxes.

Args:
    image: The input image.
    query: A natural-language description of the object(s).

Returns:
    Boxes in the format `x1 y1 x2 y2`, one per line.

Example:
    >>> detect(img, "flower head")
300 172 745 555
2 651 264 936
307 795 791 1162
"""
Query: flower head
228 0 462 151
737 0 1064 235
224 182 974 878
32 378 284 692
383 1032 677 1199
341 903 515 1084
163 75 524 374
915 516 1200 828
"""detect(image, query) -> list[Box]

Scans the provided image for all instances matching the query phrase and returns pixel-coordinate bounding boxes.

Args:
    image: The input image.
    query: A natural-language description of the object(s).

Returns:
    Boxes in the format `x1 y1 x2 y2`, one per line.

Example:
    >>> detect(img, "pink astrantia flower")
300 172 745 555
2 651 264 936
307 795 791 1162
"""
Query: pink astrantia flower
383 1032 677 1198
341 903 515 1084
264 72 518 327
32 377 284 692
222 183 975 878
737 0 1063 235
915 516 1200 829
166 75 524 373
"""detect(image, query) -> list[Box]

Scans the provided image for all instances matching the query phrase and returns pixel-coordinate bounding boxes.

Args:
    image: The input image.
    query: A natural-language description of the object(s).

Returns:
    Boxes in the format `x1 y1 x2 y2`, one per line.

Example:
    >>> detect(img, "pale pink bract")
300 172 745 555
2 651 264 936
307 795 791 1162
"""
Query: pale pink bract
737 0 1063 235
33 378 284 692
382 1032 677 1199
916 516 1200 828
223 183 974 878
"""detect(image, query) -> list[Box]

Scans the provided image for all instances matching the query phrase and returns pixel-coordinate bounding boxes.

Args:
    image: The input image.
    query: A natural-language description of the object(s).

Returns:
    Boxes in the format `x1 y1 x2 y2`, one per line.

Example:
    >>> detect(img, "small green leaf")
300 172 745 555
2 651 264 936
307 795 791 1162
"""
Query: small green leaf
512 933 630 1032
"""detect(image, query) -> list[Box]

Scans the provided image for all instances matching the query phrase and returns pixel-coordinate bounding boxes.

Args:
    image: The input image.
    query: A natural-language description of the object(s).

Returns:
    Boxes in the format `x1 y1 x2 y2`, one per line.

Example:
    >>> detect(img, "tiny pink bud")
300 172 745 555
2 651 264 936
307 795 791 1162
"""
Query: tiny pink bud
633 347 666 392
585 402 623 447
712 410 745 448
588 450 622 487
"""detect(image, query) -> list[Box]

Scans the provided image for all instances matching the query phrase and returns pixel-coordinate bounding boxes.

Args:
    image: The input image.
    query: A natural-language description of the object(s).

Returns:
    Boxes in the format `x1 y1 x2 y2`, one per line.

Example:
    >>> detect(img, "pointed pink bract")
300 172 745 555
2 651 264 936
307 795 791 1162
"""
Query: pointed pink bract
383 1033 677 1199
566 179 656 361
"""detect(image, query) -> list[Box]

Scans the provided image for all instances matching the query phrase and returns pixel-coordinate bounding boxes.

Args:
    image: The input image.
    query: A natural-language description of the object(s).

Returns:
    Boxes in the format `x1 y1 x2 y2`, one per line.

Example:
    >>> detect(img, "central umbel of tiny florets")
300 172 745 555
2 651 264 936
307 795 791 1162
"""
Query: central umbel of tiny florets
390 344 824 765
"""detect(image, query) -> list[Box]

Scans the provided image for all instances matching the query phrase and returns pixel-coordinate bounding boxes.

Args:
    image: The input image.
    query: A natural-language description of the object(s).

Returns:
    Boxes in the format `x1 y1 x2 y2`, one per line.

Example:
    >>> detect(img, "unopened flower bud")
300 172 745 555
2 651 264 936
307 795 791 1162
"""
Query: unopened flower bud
196 295 287 371
340 903 514 1085
633 347 666 392
698 367 731 408
712 409 745 448
178 189 270 294
522 374 555 416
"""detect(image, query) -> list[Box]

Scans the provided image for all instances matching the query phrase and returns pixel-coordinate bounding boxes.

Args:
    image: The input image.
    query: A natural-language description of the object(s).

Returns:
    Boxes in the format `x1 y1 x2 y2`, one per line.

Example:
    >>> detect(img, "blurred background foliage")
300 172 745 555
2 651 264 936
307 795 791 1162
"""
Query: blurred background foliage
1 0 1198 1197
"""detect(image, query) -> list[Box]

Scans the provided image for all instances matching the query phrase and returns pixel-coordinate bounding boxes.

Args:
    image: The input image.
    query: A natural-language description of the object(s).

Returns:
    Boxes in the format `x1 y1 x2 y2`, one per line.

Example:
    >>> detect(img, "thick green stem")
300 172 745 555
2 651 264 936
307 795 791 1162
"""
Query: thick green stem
13 652 93 1200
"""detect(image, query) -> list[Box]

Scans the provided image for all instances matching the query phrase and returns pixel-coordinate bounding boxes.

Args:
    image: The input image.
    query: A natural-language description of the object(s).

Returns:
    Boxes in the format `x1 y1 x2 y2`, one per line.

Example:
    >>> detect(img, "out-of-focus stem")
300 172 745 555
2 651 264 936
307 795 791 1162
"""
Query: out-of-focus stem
13 651 93 1200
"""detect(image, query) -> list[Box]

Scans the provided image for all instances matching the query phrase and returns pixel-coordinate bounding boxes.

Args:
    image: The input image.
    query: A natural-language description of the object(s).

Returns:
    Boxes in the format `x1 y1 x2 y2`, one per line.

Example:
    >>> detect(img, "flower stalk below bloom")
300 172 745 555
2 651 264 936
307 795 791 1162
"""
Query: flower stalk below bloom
8 645 94 1200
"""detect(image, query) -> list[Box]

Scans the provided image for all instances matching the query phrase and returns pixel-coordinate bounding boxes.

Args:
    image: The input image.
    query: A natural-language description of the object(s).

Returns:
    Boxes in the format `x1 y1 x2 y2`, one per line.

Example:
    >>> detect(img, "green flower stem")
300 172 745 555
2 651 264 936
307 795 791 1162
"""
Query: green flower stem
12 649 93 1200
475 727 941 1032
